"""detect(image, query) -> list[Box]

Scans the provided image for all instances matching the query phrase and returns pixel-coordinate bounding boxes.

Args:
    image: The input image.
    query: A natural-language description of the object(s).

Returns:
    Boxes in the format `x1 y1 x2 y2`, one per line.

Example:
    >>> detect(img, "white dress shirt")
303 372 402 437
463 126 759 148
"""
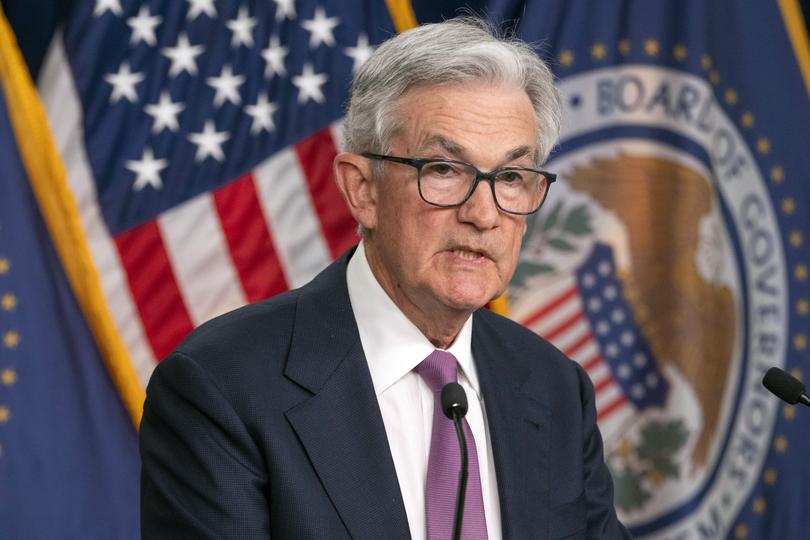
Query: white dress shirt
346 241 502 540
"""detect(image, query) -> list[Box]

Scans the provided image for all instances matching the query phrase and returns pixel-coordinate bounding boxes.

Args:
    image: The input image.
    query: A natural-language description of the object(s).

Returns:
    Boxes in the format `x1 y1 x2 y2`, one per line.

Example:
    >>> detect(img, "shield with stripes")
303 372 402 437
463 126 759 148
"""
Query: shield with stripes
512 238 670 444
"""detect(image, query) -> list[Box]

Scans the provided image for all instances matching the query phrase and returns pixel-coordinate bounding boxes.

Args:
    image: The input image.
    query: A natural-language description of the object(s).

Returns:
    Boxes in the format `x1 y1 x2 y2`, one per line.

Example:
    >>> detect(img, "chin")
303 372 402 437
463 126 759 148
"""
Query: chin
439 285 500 313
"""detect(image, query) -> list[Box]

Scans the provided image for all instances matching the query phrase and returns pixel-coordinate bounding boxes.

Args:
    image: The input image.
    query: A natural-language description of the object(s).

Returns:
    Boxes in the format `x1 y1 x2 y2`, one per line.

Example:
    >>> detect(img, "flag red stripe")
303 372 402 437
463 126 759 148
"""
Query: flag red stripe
563 331 593 357
581 353 603 372
543 310 585 341
114 221 194 360
214 173 288 302
593 375 614 394
295 128 358 259
597 395 628 421
519 286 578 328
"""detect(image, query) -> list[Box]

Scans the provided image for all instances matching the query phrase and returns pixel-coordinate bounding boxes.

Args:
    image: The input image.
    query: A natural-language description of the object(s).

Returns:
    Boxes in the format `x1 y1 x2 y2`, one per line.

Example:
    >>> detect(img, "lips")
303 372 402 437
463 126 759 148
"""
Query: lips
447 244 493 261
452 248 484 260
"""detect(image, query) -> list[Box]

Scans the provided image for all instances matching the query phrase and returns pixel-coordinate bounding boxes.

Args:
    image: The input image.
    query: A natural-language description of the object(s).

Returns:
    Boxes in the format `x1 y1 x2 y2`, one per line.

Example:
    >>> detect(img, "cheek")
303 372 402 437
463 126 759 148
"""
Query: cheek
395 200 440 249
500 223 526 273
379 199 428 266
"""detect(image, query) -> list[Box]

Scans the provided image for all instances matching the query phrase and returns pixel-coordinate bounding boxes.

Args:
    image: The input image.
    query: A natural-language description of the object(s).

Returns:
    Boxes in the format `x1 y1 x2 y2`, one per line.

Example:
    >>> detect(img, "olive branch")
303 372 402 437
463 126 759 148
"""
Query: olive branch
608 419 689 512
512 201 593 287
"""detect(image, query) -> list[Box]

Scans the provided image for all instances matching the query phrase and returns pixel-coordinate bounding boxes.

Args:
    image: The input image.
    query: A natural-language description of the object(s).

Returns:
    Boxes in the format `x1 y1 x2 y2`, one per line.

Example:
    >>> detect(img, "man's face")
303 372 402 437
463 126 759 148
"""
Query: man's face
365 82 539 319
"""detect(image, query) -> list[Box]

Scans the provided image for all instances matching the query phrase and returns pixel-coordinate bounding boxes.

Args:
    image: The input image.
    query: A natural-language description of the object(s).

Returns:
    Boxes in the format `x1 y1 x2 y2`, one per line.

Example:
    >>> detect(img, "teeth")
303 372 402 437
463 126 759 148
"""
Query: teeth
453 249 482 260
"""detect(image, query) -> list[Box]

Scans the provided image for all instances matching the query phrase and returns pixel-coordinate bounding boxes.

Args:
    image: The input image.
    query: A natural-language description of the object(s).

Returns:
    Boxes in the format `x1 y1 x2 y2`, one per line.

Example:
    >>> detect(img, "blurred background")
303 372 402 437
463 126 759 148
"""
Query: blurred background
1 1 809 538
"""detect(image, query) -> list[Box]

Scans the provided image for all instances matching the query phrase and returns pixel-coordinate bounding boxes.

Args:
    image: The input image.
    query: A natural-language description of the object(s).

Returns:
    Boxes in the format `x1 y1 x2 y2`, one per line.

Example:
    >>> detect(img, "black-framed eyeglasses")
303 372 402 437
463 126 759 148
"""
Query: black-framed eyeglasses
362 152 556 215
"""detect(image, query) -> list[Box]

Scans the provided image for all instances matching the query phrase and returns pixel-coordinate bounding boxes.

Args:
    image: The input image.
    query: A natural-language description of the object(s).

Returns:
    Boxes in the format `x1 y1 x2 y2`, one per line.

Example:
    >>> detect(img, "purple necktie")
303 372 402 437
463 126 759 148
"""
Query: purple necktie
417 350 488 540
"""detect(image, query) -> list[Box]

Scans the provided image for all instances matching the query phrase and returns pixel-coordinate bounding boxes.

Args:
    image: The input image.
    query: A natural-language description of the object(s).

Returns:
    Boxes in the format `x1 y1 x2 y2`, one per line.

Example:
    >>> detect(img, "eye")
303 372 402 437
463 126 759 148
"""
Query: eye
497 170 526 183
424 161 461 176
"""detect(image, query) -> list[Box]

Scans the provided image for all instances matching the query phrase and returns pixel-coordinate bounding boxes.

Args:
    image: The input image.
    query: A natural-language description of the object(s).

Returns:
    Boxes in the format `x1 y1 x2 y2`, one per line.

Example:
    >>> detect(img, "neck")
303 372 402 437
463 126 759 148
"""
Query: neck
363 241 471 350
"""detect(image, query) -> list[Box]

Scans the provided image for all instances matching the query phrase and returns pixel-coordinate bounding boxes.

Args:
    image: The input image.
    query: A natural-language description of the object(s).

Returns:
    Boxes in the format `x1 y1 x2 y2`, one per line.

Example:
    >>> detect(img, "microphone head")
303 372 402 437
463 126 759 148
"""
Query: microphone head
763 367 805 405
441 382 468 420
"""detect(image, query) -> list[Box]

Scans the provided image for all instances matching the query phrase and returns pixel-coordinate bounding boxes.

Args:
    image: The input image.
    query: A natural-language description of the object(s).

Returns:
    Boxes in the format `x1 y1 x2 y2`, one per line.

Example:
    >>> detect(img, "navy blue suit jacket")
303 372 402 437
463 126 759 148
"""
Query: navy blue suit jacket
140 249 629 539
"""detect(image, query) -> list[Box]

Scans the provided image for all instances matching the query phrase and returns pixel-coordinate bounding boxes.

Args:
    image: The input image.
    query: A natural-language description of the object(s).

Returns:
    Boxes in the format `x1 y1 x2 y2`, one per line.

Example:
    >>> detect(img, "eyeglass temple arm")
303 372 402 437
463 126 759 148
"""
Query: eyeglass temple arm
362 152 414 166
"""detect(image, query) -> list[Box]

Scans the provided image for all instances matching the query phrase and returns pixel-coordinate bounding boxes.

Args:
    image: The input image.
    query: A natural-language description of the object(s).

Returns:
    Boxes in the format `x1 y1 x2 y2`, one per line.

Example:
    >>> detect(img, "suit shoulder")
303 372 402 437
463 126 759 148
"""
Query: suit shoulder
168 289 300 370
475 307 589 393
146 287 313 432
476 308 573 366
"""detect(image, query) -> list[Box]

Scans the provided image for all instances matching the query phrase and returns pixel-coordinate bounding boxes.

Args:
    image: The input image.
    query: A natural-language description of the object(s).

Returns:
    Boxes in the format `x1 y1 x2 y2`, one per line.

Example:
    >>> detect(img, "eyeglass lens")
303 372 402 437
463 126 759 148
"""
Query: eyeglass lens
419 161 548 214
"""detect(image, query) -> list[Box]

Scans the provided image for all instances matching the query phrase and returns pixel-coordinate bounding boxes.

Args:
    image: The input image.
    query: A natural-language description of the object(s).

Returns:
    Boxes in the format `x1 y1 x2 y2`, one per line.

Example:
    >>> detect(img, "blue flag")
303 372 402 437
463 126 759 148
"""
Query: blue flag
494 1 810 538
0 12 140 539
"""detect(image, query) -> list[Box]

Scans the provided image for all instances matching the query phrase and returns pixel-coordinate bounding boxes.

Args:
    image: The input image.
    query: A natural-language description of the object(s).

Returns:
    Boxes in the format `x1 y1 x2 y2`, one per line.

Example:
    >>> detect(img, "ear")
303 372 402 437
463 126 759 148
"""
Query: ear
334 152 378 231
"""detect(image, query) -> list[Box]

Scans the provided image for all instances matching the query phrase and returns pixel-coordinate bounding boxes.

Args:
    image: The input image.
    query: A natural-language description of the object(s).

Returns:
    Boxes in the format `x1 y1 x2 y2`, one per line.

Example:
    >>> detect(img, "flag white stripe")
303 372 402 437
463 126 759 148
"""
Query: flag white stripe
39 35 157 387
531 295 583 337
587 361 611 387
254 149 331 288
158 194 247 325
569 340 600 365
595 383 624 411
547 318 590 352
510 275 575 326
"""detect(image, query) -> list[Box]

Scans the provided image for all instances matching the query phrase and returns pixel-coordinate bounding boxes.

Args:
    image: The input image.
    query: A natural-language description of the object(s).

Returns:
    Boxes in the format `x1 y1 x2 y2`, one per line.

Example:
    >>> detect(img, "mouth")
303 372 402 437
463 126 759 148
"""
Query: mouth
448 246 491 261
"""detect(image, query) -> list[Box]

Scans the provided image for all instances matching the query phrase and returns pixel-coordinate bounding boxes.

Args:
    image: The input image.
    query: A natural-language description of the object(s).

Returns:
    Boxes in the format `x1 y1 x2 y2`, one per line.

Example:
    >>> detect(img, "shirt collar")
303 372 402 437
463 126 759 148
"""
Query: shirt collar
346 241 478 398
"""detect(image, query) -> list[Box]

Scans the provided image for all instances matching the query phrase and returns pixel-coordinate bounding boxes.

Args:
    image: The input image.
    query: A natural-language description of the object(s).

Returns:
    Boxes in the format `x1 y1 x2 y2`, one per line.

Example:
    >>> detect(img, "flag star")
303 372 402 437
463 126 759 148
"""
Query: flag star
261 36 288 78
186 0 216 20
126 147 168 191
127 5 162 46
1 368 16 385
344 33 374 73
188 121 230 162
144 91 185 133
93 0 122 17
161 33 204 77
104 62 145 103
226 6 257 48
292 63 328 104
206 65 245 106
1 293 16 311
273 0 296 20
301 7 340 48
245 93 278 134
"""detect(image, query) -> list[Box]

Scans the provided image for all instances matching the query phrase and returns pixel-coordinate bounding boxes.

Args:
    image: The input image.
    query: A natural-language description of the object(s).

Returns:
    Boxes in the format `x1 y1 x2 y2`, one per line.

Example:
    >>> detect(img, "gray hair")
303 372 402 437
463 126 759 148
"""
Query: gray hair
343 17 562 164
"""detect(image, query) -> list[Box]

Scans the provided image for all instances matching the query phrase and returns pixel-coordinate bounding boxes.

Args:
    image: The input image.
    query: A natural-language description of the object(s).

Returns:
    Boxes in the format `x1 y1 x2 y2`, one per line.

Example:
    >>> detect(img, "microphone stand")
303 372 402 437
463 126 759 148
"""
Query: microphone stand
450 409 468 540
442 382 470 540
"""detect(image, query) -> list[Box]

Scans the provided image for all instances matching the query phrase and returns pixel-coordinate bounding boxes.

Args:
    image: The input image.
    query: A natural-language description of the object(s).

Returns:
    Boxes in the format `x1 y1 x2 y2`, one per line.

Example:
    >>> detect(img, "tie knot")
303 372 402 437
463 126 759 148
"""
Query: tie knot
416 350 459 392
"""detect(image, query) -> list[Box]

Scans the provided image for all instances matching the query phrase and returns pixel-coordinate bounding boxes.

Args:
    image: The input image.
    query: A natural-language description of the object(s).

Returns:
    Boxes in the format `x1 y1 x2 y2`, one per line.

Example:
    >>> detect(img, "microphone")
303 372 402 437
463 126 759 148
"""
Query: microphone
762 367 810 407
442 382 469 419
441 382 469 540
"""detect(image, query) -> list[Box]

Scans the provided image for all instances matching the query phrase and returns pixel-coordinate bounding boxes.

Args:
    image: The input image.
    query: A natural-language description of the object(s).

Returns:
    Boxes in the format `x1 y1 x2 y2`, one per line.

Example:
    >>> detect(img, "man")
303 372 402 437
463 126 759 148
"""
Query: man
140 17 630 540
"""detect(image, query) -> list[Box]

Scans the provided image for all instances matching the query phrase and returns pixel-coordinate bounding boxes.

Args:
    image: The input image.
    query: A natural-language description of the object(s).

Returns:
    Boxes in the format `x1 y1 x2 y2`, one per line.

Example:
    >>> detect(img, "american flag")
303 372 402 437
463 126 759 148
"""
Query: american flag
37 0 402 394
518 243 669 438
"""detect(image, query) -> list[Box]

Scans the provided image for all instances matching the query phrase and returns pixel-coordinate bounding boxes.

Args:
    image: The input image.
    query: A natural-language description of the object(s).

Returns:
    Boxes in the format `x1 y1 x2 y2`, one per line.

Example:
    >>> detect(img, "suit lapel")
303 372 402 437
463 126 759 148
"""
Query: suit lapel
283 253 411 539
473 311 552 540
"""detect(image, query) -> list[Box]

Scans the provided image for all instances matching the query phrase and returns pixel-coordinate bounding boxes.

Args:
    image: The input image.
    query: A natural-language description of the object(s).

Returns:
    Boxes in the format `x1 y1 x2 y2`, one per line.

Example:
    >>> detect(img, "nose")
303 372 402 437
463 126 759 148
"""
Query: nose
456 179 499 230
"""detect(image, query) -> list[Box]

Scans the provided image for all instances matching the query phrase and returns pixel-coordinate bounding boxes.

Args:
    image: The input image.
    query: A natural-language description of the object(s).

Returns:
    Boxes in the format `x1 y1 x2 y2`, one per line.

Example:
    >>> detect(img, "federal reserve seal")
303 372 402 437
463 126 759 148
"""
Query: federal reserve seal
510 62 789 538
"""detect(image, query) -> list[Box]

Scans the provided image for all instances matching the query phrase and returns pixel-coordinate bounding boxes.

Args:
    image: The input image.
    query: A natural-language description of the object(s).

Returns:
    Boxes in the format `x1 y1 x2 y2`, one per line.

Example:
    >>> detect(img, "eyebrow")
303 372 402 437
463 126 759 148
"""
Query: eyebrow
417 135 464 157
417 135 537 165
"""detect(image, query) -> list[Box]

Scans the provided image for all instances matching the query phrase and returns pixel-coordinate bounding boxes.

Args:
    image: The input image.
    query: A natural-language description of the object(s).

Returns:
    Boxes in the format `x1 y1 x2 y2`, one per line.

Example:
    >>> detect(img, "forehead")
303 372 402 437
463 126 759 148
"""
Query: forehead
392 82 539 162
